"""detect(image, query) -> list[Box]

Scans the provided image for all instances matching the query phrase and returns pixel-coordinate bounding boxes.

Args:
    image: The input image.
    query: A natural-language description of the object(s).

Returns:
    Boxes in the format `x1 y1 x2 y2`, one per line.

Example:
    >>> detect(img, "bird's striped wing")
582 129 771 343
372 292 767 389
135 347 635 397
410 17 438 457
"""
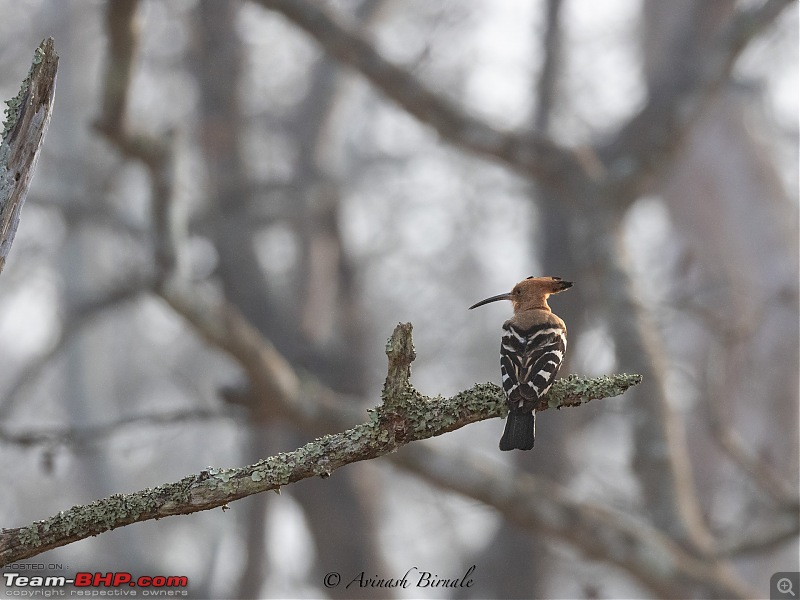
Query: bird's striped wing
500 322 567 408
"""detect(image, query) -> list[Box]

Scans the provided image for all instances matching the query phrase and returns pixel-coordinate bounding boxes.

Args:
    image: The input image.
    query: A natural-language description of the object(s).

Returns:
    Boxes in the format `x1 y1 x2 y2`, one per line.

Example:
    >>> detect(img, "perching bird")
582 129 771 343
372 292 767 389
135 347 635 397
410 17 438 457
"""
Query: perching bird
469 276 572 451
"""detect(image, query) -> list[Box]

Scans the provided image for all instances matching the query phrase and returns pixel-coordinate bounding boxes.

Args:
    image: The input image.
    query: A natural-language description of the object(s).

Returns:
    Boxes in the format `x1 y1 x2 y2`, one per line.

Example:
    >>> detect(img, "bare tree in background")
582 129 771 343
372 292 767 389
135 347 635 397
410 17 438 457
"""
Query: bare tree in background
0 1 796 598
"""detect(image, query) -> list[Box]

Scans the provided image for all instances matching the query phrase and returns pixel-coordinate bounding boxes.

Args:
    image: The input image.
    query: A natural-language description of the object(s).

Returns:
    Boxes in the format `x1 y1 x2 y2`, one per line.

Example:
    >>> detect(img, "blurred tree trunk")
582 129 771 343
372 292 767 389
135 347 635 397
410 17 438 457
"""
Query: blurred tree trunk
644 0 799 575
470 4 797 596
55 1 135 570
460 2 592 597
193 2 386 596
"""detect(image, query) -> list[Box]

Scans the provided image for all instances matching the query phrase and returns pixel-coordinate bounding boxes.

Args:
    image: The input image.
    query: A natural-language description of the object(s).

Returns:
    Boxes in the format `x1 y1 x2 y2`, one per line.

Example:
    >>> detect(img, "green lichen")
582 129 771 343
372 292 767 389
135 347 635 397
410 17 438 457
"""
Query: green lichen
3 321 647 567
2 53 33 142
2 39 53 141
32 44 45 66
17 525 41 546
2 83 27 141
213 471 230 483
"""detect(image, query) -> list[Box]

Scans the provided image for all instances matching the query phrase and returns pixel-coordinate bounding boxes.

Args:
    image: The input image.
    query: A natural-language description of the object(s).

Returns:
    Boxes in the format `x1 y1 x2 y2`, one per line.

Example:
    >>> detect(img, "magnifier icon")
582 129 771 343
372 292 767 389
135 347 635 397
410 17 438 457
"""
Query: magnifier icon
778 578 796 597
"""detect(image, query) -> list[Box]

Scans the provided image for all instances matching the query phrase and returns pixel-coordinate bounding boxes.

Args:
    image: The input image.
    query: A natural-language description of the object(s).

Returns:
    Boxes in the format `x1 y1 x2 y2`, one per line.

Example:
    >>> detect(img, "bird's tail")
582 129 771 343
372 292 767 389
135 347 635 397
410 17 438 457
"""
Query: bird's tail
499 409 535 451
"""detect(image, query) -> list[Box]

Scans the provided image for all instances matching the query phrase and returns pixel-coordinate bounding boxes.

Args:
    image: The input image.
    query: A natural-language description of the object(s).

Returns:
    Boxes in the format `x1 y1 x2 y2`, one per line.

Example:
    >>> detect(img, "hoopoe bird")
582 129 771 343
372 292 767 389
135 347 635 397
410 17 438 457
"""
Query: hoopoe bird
469 276 572 451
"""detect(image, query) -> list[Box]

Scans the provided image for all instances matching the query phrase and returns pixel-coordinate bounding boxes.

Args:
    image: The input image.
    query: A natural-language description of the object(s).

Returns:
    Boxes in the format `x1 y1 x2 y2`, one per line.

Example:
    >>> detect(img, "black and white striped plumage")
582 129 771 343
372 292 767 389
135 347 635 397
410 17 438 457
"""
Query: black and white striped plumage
469 276 572 451
499 320 567 451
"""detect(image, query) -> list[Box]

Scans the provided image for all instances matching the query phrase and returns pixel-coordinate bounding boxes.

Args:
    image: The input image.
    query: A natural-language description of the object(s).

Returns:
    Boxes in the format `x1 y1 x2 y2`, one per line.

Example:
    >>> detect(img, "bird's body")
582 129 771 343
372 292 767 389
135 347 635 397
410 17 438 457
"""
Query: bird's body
469 276 572 451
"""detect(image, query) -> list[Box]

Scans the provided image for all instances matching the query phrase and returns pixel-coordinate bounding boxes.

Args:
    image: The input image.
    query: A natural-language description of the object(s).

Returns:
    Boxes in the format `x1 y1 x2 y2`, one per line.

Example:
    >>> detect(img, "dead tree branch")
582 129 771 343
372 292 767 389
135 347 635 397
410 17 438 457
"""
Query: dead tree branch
0 38 58 274
0 323 640 566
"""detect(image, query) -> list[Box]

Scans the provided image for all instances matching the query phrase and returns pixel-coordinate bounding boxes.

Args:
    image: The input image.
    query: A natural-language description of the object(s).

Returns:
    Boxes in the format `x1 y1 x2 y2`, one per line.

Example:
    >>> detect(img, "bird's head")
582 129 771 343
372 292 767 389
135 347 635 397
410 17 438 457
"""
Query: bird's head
469 276 573 313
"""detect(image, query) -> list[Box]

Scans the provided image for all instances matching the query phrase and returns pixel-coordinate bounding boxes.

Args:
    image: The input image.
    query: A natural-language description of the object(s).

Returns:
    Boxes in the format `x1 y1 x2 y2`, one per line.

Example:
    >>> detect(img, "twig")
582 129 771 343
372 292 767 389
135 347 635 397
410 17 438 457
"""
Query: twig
0 409 227 449
0 323 640 565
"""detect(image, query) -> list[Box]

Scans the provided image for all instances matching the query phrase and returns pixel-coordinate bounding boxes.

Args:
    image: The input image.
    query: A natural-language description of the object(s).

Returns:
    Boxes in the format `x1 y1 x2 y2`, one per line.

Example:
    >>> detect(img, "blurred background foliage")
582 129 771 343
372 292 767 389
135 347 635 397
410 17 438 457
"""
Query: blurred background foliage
0 0 797 598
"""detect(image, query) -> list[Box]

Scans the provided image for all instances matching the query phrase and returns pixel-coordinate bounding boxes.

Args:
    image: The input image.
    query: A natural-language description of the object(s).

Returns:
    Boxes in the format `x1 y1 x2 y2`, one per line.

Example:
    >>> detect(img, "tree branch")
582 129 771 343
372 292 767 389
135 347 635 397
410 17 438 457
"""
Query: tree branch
601 0 794 201
0 408 226 449
251 0 584 192
0 277 150 420
0 323 640 566
251 0 792 200
706 361 800 508
713 510 800 559
394 445 757 600
93 0 180 280
0 38 58 274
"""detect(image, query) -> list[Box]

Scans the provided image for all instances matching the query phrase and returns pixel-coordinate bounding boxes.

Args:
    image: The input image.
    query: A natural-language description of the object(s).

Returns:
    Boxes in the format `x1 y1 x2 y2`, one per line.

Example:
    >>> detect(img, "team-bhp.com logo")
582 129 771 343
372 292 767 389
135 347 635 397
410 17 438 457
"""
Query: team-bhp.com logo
3 571 189 594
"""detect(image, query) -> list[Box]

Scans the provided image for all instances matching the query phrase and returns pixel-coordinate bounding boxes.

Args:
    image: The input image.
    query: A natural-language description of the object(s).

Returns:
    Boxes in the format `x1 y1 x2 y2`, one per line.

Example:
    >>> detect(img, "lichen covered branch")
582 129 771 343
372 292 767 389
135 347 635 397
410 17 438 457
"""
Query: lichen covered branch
0 323 639 565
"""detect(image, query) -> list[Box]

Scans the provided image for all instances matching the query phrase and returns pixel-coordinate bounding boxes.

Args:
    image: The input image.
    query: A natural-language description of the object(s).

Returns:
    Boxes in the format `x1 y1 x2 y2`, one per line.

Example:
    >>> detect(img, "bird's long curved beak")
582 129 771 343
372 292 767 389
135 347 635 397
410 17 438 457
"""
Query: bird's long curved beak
468 293 511 310
556 280 573 291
